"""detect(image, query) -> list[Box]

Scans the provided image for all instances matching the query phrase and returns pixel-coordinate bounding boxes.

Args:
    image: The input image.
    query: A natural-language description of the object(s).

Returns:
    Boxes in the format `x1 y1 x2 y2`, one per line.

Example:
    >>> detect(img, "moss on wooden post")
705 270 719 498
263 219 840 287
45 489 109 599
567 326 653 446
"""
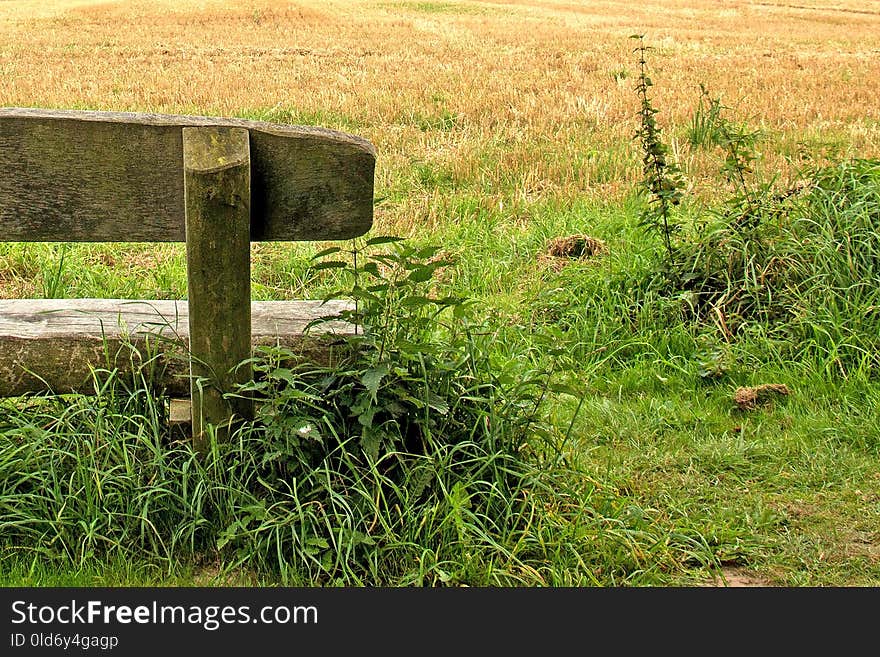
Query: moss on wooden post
183 126 254 450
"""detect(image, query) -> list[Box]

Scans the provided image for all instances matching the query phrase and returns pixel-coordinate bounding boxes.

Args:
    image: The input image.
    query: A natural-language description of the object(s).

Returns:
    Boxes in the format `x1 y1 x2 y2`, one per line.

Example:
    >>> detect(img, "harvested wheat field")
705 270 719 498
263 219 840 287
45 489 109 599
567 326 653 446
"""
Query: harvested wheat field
1 0 878 229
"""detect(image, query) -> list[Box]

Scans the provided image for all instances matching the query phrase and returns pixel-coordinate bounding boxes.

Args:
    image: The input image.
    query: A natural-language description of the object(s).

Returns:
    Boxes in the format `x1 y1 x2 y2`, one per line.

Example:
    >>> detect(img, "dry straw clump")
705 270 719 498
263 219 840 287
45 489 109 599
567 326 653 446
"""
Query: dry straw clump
540 235 608 272
546 235 608 259
734 384 791 411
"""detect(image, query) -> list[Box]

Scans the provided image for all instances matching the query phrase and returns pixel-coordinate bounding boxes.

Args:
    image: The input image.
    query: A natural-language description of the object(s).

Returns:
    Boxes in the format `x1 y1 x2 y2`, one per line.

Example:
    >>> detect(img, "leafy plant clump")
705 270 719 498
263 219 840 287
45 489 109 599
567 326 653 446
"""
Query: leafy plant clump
0 236 717 585
225 237 565 584
630 38 880 376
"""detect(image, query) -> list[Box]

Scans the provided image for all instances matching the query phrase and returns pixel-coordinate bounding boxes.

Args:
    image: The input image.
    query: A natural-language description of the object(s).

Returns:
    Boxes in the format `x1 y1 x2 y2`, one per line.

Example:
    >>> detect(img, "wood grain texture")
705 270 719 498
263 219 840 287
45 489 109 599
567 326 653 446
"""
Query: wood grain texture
0 107 375 242
0 298 356 397
184 126 253 442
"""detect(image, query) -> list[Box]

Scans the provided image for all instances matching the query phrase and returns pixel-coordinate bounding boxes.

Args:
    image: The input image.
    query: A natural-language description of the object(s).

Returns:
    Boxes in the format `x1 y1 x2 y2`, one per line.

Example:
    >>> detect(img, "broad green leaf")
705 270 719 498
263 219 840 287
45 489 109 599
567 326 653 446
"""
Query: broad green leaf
360 429 381 463
426 390 450 415
310 246 342 260
310 260 348 271
361 364 389 401
365 235 406 246
407 267 435 283
398 295 431 308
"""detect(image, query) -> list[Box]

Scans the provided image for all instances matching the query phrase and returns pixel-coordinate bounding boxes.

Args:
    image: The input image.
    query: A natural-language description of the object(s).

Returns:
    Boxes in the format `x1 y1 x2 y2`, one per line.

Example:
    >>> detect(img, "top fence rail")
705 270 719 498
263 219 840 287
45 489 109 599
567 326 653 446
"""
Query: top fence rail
0 107 376 242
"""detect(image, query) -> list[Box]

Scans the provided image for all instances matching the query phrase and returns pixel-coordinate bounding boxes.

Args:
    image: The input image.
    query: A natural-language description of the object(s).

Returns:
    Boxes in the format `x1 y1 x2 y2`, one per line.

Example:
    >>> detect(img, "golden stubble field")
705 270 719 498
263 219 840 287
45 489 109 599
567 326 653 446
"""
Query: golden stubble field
1 0 879 230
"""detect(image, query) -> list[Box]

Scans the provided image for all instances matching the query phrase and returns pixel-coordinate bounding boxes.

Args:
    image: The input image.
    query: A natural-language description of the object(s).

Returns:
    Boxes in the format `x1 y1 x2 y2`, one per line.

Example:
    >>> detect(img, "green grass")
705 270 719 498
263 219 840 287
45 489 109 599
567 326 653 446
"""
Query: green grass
0 553 257 587
2 92 879 586
386 1 495 15
4 177 878 586
570 366 880 585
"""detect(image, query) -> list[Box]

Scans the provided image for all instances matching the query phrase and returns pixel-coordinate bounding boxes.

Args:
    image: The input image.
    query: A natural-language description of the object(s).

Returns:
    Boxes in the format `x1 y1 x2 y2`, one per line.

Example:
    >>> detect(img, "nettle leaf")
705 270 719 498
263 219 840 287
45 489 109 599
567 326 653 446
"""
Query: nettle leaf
410 465 435 499
365 235 406 247
360 429 381 463
548 382 580 396
304 536 330 556
310 260 348 271
343 529 376 547
396 338 438 355
216 527 238 551
452 302 471 319
435 295 465 307
350 390 372 413
398 295 431 308
414 245 442 260
361 364 390 401
385 399 408 417
304 314 346 333
356 405 377 428
360 262 381 277
270 368 296 384
426 390 450 415
311 246 343 260
242 502 268 521
371 253 401 268
260 450 283 467
407 266 436 283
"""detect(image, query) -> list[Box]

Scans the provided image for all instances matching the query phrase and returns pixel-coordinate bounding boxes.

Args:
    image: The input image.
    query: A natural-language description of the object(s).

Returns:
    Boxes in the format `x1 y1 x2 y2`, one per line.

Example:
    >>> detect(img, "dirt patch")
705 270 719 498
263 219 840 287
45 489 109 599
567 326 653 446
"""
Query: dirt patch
191 562 259 586
842 529 880 563
707 566 775 587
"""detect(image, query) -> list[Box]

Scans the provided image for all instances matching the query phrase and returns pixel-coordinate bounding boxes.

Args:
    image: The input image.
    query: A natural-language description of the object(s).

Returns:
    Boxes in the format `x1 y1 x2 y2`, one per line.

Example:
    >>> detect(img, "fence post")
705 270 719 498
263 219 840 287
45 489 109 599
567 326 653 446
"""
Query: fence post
182 126 254 451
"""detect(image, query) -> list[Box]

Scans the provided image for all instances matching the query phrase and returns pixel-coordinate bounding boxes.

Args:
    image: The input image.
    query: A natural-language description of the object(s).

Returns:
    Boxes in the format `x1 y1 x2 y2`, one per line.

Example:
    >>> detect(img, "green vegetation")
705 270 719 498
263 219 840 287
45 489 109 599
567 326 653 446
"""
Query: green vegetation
387 2 492 15
2 38 879 587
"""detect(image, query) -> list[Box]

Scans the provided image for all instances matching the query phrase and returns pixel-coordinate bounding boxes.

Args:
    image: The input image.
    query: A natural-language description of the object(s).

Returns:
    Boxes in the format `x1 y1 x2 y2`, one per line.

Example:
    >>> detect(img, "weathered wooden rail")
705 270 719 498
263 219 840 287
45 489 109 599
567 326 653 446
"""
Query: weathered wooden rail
0 108 375 447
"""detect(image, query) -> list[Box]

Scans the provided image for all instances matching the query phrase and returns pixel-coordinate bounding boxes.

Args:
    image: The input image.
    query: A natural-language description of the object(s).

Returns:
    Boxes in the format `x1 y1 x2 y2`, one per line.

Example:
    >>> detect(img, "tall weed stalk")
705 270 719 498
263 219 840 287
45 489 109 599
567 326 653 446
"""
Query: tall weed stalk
631 34 684 281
